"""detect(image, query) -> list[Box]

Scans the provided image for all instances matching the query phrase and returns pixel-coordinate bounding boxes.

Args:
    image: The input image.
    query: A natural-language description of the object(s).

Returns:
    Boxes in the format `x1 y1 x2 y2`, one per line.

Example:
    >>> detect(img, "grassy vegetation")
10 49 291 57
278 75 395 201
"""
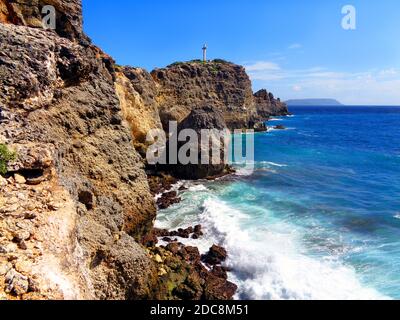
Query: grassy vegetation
0 144 16 176
167 59 231 68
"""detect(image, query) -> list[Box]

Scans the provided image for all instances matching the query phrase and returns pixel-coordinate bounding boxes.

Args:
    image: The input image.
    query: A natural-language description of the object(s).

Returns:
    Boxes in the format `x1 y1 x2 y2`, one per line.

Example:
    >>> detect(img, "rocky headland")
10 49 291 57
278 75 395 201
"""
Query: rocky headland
0 0 288 300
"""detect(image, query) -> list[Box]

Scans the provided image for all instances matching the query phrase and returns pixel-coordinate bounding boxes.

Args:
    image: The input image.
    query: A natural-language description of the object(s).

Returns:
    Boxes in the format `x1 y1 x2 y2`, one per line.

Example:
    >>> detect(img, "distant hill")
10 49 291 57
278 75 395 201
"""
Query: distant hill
286 99 343 106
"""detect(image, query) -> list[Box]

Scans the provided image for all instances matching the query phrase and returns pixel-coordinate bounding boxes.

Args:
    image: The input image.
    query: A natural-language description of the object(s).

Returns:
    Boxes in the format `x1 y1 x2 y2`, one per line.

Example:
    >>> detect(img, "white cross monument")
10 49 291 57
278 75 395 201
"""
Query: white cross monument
202 44 207 62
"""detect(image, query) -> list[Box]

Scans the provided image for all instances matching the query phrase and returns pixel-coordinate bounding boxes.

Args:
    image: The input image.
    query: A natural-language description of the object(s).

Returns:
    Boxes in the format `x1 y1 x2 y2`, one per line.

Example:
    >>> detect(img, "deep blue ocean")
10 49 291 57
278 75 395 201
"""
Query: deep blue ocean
156 106 400 300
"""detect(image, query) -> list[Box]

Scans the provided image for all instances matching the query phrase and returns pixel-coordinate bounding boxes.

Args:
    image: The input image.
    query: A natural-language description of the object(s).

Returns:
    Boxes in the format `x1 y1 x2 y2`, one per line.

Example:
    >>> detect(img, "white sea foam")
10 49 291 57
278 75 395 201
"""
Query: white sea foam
394 213 400 220
198 198 390 300
187 183 208 192
260 161 288 168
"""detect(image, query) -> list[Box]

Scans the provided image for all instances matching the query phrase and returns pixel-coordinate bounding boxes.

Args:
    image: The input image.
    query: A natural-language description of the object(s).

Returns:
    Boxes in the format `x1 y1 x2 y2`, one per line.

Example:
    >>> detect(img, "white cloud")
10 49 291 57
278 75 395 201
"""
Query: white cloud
246 60 400 105
288 43 302 49
244 61 281 72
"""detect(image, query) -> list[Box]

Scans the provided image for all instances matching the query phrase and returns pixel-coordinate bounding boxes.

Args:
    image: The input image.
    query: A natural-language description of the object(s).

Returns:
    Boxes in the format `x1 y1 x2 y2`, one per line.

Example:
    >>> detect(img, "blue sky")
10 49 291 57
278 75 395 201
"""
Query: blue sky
82 0 400 105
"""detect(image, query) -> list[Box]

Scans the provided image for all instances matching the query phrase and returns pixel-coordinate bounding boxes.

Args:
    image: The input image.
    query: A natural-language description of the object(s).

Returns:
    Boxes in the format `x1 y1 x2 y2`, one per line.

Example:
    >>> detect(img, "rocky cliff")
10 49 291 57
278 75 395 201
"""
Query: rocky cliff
151 60 288 130
254 89 289 118
0 0 288 300
0 1 158 299
0 0 88 42
0 0 239 300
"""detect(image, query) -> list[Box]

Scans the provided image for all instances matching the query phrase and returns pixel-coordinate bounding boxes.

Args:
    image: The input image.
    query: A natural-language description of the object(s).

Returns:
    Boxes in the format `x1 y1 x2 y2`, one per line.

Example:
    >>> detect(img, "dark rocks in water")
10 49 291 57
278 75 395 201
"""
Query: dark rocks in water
154 241 237 300
211 266 230 280
202 245 228 266
253 121 268 132
156 191 181 210
203 273 238 300
147 173 178 196
274 125 286 130
154 225 203 240
181 246 201 264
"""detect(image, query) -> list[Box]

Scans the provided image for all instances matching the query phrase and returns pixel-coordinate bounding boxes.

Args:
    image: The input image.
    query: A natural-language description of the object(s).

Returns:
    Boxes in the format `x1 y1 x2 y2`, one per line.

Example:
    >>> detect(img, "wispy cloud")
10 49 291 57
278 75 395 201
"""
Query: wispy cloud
245 60 400 105
288 43 302 50
244 61 281 72
292 85 302 92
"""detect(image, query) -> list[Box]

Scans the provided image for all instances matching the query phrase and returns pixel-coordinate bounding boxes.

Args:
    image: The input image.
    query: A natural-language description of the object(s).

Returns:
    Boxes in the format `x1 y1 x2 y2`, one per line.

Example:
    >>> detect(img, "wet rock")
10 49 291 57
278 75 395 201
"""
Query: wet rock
147 173 177 196
202 245 227 266
274 125 286 130
194 225 203 237
152 244 237 300
166 242 181 255
211 266 229 280
203 274 237 300
156 191 181 210
154 228 170 237
181 246 201 263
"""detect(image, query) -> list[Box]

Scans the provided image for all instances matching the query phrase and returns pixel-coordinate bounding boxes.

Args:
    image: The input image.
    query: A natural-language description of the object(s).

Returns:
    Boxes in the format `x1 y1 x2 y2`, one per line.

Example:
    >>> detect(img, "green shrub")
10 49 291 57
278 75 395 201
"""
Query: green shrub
212 59 231 64
0 144 16 176
168 61 185 67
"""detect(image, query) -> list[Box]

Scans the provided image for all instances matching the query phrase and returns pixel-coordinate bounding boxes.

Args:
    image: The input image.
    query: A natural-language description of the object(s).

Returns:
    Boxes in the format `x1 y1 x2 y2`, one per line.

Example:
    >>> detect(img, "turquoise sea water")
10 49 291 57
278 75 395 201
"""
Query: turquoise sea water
156 106 400 300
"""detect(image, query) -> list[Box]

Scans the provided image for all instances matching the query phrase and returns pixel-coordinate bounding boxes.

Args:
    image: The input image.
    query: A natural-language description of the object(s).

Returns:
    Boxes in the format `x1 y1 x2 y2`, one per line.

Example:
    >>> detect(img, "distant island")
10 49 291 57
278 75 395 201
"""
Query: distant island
286 99 343 106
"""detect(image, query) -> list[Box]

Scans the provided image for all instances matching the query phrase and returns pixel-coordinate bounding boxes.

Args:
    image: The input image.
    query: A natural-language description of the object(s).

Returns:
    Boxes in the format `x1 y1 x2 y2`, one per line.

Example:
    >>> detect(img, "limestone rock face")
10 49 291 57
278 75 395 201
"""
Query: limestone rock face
0 21 157 299
162 106 230 180
254 89 289 118
151 60 258 130
0 0 87 42
115 67 162 152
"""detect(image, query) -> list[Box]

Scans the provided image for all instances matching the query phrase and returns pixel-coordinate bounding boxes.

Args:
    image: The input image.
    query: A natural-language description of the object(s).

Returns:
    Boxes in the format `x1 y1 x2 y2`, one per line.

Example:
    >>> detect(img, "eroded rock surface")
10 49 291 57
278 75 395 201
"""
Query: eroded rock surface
151 60 258 130
151 60 288 131
254 89 289 118
0 0 88 42
0 21 157 299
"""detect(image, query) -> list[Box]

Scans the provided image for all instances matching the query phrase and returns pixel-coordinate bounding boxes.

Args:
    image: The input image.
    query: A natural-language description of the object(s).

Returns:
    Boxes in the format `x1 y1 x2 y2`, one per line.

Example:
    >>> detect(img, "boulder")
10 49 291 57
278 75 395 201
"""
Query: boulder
162 106 230 179
202 245 228 265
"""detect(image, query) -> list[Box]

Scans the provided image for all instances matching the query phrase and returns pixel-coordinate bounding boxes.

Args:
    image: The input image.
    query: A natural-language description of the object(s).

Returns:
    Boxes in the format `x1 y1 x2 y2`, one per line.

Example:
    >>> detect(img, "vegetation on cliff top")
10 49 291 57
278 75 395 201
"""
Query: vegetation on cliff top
0 144 16 176
167 59 233 68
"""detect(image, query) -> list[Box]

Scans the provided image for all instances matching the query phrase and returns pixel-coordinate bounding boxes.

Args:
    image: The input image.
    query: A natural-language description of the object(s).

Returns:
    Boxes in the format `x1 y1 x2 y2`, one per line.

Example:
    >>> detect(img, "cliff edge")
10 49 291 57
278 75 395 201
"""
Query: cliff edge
151 59 288 130
0 1 158 300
